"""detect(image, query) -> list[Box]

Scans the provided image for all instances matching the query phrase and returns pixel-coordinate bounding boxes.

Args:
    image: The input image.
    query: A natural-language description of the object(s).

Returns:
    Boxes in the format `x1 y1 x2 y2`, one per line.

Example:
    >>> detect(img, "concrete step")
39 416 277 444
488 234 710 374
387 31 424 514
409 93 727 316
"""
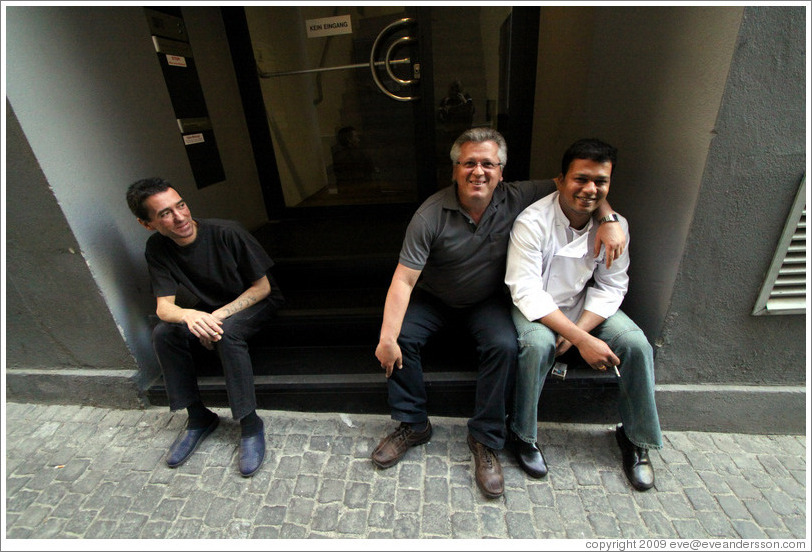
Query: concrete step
145 363 618 421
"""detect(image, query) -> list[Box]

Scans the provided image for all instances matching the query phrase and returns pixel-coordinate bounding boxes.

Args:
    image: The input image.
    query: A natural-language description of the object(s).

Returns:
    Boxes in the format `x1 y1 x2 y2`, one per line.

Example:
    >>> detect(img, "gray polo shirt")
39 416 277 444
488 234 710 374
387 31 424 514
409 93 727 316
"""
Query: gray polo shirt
399 179 555 307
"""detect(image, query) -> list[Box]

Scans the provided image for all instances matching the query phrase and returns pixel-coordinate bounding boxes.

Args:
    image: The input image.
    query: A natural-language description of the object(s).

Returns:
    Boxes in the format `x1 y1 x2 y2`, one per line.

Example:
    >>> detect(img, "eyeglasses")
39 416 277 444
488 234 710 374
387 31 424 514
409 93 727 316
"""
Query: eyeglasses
455 160 502 171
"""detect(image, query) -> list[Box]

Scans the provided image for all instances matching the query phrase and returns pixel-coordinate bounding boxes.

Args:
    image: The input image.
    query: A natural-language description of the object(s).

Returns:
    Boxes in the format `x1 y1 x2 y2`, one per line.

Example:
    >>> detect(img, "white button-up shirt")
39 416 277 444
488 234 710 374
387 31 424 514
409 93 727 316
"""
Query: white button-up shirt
505 192 630 323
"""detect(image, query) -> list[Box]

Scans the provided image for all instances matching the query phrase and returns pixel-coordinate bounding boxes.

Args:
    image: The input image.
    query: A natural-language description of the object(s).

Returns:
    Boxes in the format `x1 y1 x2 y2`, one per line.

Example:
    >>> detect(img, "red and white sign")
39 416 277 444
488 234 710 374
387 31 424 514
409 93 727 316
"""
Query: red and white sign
166 54 187 68
183 133 204 146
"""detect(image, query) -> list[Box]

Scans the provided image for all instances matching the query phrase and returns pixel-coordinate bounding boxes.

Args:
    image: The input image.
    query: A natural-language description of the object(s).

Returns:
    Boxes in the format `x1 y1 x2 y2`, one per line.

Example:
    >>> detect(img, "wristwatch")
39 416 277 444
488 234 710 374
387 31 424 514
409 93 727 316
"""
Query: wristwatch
599 213 620 224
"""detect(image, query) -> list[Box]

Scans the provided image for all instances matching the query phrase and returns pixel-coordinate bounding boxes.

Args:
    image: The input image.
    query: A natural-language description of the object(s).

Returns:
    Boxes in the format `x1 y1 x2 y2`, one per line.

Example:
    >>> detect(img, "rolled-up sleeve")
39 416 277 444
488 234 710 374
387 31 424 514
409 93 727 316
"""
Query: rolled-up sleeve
583 222 630 319
506 215 558 322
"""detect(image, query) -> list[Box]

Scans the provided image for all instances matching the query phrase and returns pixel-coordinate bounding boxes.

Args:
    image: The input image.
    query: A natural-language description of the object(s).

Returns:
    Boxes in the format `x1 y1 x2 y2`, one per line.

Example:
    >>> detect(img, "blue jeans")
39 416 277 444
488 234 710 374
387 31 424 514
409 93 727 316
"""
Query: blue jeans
510 307 663 450
152 299 278 421
388 289 517 450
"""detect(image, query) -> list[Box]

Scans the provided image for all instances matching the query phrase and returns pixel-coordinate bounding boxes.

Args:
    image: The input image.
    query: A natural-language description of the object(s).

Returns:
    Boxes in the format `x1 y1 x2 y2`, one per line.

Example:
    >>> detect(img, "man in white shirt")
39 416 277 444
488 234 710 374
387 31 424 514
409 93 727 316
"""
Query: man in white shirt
371 129 626 499
505 139 662 491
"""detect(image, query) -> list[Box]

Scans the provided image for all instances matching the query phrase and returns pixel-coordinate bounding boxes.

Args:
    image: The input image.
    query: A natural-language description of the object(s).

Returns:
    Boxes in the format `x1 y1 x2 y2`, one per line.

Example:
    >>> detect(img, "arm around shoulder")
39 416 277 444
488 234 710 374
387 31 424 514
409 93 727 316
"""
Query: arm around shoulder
593 200 626 268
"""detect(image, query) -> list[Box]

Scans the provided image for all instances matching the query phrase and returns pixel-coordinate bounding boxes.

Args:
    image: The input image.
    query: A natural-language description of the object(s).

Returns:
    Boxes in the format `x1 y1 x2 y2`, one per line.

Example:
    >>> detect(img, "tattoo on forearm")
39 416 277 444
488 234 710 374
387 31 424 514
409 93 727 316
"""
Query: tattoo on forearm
221 295 259 317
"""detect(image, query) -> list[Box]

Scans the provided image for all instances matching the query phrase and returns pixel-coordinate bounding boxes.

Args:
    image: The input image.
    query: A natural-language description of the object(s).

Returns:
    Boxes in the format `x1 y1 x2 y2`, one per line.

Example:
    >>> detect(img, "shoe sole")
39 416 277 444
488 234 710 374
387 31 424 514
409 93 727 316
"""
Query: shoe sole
166 417 219 468
517 459 548 479
371 426 433 469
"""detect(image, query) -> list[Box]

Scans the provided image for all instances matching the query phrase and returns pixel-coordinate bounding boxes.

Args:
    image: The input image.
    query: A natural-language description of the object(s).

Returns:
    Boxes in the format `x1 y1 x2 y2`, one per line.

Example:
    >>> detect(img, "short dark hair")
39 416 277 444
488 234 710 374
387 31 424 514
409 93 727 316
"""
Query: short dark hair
126 177 174 220
561 138 617 176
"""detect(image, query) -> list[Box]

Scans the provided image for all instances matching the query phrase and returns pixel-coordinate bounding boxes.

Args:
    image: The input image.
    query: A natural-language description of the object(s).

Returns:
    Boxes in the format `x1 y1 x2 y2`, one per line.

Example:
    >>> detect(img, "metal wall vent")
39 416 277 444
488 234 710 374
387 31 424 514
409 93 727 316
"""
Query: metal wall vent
752 175 807 315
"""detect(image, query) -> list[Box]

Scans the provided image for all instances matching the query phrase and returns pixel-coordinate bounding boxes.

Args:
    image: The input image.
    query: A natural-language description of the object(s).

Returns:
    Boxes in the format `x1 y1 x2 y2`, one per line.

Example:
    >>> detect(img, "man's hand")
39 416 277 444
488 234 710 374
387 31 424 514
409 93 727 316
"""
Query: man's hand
375 338 402 378
199 335 217 350
576 334 620 372
555 336 573 357
181 310 224 341
594 220 625 268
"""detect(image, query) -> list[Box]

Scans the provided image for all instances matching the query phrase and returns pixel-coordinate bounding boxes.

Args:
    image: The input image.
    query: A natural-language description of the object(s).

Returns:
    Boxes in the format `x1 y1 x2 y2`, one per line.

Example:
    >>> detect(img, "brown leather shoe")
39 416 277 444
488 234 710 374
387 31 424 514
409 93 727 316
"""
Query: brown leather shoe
371 421 432 469
467 433 504 498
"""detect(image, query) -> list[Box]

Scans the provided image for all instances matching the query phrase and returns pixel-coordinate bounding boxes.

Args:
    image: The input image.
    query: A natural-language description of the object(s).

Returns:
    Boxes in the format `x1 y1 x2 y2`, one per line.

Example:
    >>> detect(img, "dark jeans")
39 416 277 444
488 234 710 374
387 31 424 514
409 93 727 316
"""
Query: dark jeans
388 289 518 450
152 299 278 420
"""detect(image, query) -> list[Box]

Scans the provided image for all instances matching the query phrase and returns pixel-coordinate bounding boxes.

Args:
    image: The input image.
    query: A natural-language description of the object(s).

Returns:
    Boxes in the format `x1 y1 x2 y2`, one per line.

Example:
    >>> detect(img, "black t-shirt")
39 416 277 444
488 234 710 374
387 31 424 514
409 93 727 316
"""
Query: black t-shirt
145 218 284 310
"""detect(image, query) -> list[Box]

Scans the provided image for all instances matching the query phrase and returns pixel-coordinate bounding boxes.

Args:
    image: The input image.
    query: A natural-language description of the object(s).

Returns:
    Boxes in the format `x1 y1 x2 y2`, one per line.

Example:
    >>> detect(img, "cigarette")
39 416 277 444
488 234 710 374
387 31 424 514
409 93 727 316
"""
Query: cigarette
614 366 621 378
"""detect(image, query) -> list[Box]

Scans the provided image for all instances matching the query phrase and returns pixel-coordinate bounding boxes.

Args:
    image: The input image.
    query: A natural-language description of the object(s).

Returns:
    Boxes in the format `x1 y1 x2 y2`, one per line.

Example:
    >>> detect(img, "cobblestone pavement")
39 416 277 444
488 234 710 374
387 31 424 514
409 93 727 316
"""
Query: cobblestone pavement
3 401 808 545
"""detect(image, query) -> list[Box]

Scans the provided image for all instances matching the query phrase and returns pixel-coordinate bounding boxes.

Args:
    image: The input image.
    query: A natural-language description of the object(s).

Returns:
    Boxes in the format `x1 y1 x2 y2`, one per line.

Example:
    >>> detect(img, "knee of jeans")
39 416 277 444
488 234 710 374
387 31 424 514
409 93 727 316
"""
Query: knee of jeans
396 333 423 354
486 334 518 357
613 329 653 359
517 342 555 369
517 326 556 349
217 330 249 347
152 321 179 343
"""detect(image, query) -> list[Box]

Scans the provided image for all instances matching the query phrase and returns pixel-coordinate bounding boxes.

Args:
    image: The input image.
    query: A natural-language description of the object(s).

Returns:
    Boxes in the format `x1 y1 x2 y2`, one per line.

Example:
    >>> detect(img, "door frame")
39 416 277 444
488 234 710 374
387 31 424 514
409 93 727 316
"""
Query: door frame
220 6 538 220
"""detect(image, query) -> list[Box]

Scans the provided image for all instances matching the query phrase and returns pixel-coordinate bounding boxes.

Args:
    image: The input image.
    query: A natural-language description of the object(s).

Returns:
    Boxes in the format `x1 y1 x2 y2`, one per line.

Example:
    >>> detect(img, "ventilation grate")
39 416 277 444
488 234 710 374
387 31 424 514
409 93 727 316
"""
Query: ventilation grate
752 175 807 315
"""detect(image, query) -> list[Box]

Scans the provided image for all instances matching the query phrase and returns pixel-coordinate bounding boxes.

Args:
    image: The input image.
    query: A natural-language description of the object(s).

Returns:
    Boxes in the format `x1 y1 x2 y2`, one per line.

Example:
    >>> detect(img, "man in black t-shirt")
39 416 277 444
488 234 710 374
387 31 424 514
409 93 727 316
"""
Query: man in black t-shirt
127 177 284 477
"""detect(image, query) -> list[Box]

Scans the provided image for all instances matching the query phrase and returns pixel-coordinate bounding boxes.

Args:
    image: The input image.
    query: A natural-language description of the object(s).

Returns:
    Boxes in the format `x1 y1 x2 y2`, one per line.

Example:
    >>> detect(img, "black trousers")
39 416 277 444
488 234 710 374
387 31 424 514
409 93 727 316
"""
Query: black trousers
152 299 278 420
387 289 518 450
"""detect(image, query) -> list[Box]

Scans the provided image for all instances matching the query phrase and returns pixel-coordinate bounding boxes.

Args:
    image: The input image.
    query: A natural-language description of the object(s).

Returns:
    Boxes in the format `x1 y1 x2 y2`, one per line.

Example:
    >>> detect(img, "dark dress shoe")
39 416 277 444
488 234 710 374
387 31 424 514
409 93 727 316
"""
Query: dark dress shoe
239 420 266 477
166 416 219 468
371 421 432 469
467 433 504 498
510 433 548 479
615 424 655 491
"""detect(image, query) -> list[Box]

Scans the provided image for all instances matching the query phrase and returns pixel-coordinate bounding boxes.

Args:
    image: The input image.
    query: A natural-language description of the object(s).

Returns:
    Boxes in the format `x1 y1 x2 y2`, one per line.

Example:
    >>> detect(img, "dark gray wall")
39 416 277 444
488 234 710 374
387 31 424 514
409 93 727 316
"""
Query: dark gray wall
6 100 144 406
655 6 807 386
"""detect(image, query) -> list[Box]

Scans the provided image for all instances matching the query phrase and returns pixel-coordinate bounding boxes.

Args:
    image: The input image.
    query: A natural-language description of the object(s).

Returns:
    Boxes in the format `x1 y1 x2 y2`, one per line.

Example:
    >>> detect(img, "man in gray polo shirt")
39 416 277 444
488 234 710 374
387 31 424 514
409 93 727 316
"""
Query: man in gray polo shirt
371 128 624 498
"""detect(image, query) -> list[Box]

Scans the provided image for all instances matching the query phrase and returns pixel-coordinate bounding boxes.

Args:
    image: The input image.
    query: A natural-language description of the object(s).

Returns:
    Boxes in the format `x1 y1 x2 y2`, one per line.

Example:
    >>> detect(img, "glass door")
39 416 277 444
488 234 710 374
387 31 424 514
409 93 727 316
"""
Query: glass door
224 5 533 214
244 6 421 209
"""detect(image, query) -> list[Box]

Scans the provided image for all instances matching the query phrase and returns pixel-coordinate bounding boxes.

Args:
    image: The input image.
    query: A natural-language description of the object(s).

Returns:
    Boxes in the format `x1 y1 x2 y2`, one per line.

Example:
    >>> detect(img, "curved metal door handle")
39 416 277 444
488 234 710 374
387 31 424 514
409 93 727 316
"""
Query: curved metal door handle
370 18 419 102
385 36 418 85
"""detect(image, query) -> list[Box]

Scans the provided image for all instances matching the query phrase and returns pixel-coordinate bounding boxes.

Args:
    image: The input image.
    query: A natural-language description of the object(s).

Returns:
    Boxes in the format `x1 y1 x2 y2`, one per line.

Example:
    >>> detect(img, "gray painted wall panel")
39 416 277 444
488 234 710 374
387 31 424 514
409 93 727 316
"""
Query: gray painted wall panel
655 7 806 385
6 100 140 375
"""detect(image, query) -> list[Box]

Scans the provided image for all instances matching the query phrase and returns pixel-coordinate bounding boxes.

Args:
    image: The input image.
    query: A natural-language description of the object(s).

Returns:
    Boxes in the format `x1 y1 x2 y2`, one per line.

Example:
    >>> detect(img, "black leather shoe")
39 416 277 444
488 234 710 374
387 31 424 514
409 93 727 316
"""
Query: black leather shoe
239 419 266 477
615 424 654 491
509 432 548 479
166 416 219 468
